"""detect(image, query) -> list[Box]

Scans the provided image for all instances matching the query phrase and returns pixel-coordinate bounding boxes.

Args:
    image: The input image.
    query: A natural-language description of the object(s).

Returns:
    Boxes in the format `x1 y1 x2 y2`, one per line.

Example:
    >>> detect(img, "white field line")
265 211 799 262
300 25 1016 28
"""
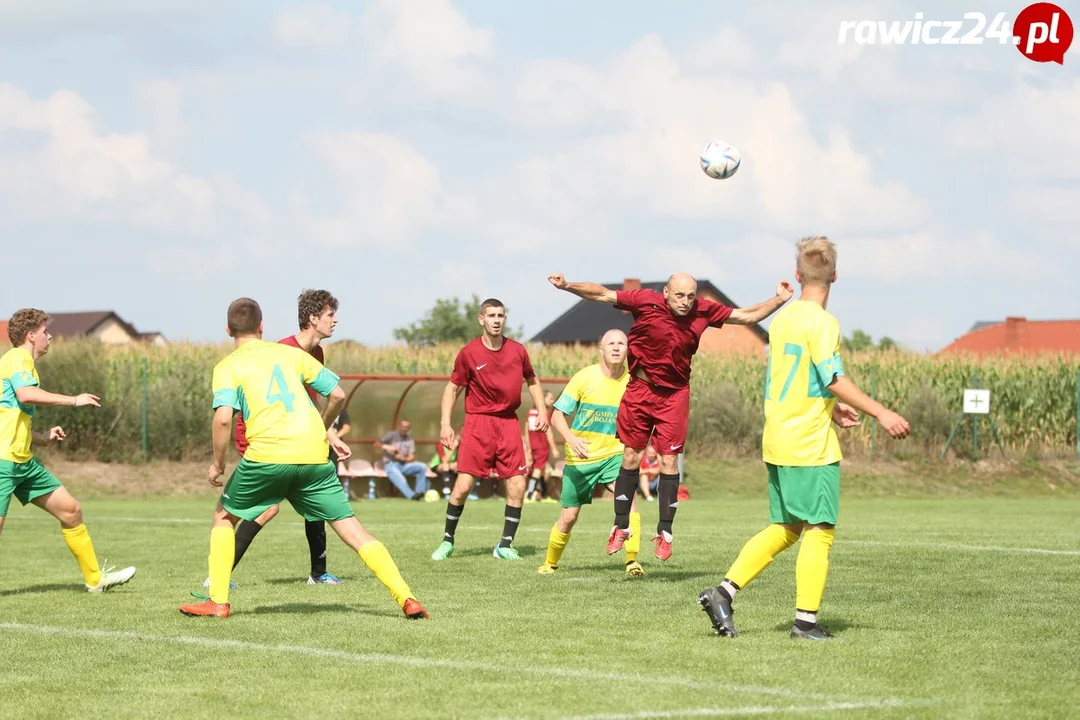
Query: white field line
1 622 892 705
843 539 1080 556
545 699 915 720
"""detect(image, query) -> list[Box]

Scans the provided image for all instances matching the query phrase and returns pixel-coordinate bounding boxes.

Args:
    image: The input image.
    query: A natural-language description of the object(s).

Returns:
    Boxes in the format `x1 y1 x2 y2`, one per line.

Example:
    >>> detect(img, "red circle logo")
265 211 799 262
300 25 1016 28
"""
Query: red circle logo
1014 2 1074 64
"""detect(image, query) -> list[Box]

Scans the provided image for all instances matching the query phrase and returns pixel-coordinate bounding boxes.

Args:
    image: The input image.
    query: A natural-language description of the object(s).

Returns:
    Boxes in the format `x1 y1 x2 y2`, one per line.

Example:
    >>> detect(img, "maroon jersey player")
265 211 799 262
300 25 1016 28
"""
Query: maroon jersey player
432 298 549 561
548 272 792 561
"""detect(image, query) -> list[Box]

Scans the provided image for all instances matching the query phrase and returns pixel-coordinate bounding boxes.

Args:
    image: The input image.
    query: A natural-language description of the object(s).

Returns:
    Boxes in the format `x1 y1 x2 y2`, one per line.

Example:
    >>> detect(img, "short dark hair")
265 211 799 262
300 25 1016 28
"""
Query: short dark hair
298 289 339 330
8 308 50 346
227 298 262 336
479 298 505 314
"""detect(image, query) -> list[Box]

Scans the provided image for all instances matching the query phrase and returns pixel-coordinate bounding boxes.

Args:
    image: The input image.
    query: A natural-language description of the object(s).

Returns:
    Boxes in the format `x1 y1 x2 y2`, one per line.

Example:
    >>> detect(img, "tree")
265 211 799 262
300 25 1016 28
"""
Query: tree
842 329 902 353
842 329 875 352
392 295 521 347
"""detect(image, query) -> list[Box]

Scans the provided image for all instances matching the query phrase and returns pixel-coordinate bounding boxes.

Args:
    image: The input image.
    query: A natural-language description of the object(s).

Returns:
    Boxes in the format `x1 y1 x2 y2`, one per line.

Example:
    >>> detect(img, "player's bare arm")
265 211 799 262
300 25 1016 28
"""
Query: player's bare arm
727 281 794 324
548 274 618 304
440 381 464 448
550 409 590 459
828 376 910 438
16 386 100 408
327 429 352 461
209 406 234 486
525 376 549 431
320 385 345 430
31 426 67 446
831 403 860 429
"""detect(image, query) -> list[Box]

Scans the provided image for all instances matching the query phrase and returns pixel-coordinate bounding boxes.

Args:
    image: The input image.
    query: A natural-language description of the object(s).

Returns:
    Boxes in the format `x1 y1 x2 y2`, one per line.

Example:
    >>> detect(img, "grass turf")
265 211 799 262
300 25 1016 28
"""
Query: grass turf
1 491 1078 719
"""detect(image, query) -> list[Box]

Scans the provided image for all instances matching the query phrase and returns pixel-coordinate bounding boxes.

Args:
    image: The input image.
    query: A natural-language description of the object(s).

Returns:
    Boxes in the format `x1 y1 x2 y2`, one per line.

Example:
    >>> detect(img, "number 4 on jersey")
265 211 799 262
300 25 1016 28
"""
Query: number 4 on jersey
266 364 296 412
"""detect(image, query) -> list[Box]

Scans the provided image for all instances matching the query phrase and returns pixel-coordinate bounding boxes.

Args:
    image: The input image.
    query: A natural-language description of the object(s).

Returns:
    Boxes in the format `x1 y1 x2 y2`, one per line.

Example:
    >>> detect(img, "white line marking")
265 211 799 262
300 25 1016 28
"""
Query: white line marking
844 539 1080 557
548 699 914 719
0 622 888 703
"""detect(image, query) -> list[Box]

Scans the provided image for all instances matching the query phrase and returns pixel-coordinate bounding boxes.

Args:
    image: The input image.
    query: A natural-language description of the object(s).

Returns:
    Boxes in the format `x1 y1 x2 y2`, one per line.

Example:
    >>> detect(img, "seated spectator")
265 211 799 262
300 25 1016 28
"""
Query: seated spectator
430 436 459 498
639 442 660 501
377 420 429 500
331 408 352 497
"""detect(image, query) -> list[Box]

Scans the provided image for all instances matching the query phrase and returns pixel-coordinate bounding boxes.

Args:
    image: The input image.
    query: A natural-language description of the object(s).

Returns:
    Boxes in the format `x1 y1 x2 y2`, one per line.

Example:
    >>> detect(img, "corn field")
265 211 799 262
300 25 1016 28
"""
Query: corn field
6 339 1078 462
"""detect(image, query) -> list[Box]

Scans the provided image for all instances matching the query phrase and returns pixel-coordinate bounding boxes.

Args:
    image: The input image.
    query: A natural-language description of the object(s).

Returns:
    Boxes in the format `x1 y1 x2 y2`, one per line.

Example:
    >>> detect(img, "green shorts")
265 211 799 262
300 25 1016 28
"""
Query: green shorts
767 462 840 526
222 459 354 523
0 458 63 517
561 455 622 508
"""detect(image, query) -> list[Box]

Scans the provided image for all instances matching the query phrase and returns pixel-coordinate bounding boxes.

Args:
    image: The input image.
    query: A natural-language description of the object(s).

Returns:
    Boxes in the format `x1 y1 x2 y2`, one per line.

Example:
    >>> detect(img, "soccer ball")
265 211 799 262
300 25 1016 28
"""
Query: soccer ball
699 140 741 179
424 489 440 503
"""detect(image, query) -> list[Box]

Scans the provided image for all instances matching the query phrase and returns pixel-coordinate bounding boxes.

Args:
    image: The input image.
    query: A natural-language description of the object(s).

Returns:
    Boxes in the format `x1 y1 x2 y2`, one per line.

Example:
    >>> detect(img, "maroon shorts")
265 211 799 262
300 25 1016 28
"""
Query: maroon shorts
529 436 549 472
616 378 690 454
458 414 528 479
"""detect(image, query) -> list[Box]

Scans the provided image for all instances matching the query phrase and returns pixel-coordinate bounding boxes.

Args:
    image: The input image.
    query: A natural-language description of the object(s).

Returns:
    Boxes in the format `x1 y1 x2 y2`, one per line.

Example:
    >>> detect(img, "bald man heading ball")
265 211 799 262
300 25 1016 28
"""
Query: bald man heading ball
548 272 793 561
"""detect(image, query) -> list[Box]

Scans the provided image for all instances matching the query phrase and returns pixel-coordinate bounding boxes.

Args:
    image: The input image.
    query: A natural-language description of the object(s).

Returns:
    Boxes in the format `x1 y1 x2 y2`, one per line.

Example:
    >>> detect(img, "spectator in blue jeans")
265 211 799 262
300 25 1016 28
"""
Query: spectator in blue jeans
378 420 429 500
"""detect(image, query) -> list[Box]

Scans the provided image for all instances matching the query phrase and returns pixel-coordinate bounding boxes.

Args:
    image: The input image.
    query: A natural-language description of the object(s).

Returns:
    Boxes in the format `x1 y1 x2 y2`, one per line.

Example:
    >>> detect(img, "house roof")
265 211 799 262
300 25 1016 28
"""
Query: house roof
531 280 770 345
45 311 140 339
940 317 1080 356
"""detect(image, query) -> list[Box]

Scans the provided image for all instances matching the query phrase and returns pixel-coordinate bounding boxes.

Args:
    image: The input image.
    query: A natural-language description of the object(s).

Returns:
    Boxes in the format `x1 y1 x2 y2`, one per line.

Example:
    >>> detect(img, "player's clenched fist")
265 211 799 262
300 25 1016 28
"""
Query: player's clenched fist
548 273 568 290
776 280 794 302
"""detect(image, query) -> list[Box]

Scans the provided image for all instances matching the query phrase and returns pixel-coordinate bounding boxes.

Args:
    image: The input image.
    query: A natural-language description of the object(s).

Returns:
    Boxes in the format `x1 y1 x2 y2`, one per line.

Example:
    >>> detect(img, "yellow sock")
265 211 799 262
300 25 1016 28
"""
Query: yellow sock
62 524 101 587
359 541 414 609
626 512 641 562
795 527 835 613
208 526 235 604
545 525 571 567
726 524 800 589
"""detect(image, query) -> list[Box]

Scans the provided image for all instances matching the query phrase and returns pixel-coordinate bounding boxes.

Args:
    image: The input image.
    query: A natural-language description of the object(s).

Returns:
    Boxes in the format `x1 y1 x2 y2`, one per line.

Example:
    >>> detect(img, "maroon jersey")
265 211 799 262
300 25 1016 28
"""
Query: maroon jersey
614 289 732 389
233 335 325 455
450 337 535 418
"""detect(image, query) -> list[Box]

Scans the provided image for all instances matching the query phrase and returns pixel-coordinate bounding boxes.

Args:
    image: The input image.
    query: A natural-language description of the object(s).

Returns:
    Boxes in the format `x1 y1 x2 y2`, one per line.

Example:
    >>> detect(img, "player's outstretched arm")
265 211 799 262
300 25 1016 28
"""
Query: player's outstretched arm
727 281 794 324
548 274 617 304
828 376 910 439
16 386 99 408
440 381 463 449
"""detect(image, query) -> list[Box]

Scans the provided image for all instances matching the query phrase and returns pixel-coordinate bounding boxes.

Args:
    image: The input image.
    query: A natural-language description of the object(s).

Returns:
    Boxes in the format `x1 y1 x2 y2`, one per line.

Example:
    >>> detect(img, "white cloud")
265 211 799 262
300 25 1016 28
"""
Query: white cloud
293 131 442 246
507 33 928 239
356 0 494 97
273 3 353 49
135 79 189 148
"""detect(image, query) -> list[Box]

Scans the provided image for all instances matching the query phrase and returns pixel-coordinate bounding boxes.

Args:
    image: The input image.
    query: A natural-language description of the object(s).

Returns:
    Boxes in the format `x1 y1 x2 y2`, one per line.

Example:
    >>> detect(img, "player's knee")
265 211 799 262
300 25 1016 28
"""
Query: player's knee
60 499 83 527
658 456 679 474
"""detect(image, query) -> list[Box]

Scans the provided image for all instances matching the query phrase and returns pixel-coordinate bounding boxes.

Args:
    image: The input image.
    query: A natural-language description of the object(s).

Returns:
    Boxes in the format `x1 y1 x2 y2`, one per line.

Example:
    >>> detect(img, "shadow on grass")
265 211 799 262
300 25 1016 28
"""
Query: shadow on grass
250 602 398 618
770 617 859 634
0 583 85 597
264 577 354 586
454 544 541 559
564 563 716 584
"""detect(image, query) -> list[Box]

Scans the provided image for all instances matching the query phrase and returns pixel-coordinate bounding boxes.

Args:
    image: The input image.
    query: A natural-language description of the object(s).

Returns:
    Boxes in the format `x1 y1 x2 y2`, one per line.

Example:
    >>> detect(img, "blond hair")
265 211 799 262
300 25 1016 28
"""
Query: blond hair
796 235 837 286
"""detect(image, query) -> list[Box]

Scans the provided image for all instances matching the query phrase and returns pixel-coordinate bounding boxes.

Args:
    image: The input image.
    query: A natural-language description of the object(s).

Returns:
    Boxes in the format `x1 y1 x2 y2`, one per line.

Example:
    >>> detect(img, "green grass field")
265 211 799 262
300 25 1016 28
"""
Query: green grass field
2 489 1079 719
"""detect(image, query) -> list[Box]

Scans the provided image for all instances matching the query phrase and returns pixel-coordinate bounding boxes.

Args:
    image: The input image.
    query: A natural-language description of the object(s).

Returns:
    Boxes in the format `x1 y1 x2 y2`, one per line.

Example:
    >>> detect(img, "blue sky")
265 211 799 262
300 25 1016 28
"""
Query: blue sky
1 0 1077 350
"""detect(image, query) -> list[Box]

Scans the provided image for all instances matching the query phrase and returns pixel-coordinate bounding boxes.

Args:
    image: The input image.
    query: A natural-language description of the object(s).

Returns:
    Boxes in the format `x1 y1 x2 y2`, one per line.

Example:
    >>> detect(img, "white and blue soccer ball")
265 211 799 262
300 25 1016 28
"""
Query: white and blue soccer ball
699 140 741 179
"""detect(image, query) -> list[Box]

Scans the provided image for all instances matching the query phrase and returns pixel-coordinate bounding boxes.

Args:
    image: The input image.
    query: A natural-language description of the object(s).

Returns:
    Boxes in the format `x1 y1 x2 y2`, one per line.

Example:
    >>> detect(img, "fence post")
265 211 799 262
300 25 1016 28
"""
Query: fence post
870 367 877 457
972 369 979 457
141 357 149 459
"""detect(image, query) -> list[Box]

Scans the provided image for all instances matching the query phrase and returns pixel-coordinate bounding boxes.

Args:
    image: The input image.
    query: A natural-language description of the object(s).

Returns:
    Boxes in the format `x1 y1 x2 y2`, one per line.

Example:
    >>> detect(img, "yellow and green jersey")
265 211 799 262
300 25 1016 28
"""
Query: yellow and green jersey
0 348 40 463
762 300 845 467
552 363 630 466
212 340 340 465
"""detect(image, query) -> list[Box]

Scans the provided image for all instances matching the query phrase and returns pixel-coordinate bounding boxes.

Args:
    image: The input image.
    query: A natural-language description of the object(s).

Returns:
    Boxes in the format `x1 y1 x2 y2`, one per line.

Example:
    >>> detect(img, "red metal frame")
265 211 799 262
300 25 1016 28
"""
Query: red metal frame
337 373 570 446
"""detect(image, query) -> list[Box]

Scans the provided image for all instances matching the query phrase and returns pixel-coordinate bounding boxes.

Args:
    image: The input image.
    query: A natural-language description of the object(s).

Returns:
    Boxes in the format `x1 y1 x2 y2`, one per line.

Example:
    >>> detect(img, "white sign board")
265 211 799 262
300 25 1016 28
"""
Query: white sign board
963 389 991 414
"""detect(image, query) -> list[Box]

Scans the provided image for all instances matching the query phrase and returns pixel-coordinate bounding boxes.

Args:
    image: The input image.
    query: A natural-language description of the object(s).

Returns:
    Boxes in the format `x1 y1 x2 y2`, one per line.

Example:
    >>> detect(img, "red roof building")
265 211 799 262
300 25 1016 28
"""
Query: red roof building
938 317 1080 356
